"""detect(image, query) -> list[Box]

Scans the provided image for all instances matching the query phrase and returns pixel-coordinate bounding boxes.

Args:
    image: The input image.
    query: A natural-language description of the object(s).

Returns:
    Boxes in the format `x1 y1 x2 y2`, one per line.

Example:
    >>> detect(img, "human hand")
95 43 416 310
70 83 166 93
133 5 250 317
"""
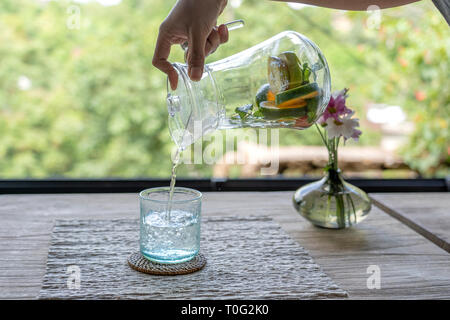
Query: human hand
152 0 229 90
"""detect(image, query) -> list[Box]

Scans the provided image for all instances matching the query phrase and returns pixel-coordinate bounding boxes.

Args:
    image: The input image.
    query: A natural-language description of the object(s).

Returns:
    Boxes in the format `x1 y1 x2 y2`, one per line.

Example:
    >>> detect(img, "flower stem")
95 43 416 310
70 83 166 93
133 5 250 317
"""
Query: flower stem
317 122 358 228
315 123 328 148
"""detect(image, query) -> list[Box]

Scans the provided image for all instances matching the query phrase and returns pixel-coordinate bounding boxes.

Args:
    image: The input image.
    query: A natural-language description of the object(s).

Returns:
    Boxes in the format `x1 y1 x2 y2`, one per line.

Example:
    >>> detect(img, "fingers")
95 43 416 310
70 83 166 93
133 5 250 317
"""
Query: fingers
205 24 228 56
187 28 207 81
162 24 228 84
218 24 229 44
205 27 221 56
152 31 178 90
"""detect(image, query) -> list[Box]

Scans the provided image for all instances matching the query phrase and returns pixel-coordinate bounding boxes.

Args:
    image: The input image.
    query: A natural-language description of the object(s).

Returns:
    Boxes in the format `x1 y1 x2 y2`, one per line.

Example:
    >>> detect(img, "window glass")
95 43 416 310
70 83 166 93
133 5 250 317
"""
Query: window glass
0 0 448 179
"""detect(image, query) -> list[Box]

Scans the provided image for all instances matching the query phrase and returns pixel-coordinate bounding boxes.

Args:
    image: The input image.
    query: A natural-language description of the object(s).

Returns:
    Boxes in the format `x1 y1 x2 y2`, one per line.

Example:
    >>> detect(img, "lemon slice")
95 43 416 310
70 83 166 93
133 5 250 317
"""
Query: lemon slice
268 56 290 94
255 83 275 108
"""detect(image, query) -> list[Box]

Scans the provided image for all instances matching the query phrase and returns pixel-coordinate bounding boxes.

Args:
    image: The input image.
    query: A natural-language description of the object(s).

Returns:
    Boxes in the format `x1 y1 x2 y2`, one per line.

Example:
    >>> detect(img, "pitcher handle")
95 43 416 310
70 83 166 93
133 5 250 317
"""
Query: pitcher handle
180 19 245 60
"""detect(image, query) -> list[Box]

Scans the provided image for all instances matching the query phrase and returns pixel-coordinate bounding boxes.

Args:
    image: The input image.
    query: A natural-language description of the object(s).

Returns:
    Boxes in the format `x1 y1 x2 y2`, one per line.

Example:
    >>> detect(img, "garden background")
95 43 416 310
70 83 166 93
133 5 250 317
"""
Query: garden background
0 0 448 179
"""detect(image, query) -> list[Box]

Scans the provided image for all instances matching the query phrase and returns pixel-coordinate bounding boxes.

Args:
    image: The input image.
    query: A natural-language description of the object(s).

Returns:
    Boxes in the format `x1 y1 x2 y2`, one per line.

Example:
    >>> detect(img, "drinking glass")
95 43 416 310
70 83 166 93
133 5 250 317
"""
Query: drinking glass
139 187 202 264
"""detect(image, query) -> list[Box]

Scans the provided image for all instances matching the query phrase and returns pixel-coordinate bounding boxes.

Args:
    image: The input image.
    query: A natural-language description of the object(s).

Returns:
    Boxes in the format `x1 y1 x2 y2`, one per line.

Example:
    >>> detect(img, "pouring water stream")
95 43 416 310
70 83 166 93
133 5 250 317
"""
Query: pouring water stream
165 20 244 222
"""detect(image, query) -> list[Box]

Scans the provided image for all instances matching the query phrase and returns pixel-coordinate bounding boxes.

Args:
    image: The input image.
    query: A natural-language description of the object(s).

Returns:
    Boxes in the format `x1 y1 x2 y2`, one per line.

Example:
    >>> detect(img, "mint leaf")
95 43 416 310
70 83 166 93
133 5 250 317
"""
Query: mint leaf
307 110 316 123
302 62 311 84
235 104 253 119
253 109 263 118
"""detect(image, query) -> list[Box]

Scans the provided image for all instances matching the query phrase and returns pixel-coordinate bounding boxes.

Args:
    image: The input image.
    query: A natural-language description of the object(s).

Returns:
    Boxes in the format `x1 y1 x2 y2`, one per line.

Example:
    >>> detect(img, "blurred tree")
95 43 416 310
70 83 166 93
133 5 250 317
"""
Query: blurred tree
346 3 449 176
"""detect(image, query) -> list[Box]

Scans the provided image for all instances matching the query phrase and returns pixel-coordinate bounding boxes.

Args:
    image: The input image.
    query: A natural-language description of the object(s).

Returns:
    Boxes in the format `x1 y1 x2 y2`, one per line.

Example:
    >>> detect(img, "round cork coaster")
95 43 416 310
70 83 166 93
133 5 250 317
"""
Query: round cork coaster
127 252 207 276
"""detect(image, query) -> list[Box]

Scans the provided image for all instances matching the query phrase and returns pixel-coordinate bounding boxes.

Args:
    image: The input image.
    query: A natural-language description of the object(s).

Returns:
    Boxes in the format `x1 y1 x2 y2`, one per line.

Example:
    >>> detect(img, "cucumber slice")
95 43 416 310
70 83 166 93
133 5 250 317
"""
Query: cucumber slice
255 83 274 108
267 56 290 94
275 82 319 107
278 51 303 89
259 101 307 120
306 95 320 122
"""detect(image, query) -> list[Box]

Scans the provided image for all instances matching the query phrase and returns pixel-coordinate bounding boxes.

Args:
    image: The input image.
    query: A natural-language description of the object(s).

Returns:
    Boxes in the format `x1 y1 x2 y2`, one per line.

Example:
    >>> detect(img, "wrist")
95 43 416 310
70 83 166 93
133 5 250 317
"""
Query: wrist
215 0 228 11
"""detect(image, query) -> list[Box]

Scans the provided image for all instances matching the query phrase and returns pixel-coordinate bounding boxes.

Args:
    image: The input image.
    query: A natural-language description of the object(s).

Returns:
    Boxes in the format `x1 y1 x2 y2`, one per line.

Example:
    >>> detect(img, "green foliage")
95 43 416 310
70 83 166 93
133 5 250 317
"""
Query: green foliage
0 0 174 177
0 0 448 178
381 10 449 177
347 4 449 176
346 4 450 177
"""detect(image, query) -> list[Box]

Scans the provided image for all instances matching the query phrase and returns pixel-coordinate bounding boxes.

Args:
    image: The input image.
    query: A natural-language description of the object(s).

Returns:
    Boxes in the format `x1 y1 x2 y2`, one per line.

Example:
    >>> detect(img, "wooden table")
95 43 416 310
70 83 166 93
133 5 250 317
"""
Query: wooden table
371 193 450 253
1 192 449 299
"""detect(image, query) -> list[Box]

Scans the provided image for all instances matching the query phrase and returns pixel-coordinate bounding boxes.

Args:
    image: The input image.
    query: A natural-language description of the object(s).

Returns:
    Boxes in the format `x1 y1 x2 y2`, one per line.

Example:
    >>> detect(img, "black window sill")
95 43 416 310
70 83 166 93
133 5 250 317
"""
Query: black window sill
0 177 448 194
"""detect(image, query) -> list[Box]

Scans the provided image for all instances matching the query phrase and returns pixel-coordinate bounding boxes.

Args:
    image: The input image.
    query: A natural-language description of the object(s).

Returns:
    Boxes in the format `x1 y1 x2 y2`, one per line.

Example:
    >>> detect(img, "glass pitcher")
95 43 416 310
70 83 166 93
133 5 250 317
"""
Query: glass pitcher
167 31 331 150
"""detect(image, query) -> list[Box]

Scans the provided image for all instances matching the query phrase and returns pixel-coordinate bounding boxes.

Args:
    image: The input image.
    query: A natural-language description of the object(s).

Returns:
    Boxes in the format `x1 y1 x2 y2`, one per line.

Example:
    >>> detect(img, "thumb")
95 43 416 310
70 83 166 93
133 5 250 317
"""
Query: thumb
187 28 207 81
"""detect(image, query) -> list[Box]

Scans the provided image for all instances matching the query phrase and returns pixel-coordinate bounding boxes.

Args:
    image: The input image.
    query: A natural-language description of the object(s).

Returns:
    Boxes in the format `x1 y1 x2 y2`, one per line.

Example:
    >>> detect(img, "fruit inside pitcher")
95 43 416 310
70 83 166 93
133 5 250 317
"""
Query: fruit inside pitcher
232 51 320 129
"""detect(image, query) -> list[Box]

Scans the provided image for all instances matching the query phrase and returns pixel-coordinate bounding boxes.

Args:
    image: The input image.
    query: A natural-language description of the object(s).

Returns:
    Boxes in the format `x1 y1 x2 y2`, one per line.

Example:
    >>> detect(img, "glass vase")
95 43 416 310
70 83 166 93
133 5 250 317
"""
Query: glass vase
293 169 371 229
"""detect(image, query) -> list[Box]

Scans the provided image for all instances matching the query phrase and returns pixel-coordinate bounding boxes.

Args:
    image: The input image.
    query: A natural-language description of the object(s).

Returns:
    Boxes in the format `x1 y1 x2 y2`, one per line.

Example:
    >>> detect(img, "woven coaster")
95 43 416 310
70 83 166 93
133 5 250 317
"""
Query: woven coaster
127 252 206 275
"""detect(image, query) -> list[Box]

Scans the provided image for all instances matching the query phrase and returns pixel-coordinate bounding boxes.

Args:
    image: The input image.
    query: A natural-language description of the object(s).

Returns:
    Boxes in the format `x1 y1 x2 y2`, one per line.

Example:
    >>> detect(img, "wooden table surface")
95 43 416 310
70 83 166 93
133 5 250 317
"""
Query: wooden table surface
1 192 449 300
371 193 450 253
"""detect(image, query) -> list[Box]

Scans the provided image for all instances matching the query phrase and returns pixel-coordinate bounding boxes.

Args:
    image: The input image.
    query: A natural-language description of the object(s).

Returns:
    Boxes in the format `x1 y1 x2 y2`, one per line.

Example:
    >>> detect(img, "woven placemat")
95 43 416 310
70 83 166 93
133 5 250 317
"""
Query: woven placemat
127 252 206 275
39 217 348 299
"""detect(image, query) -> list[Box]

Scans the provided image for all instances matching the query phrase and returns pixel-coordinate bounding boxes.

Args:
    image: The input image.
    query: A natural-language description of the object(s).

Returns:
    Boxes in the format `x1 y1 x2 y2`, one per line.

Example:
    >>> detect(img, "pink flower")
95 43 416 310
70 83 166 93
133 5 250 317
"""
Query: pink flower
322 88 353 123
318 88 363 142
317 114 327 126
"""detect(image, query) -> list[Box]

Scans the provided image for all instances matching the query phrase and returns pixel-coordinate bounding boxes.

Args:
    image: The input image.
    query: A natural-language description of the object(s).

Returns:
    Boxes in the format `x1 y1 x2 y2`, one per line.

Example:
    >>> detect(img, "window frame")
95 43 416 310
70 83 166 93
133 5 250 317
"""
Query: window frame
0 178 447 194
